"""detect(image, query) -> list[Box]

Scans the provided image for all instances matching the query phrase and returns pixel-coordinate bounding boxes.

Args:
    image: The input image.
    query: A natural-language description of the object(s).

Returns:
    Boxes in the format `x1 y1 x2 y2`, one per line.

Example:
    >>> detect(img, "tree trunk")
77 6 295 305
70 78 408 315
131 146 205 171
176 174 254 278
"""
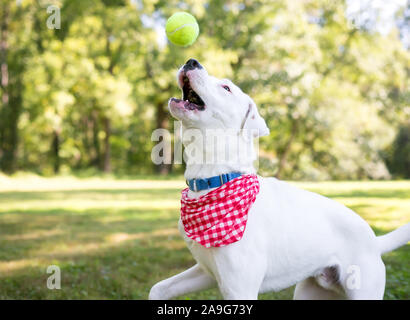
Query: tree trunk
52 129 61 174
102 34 116 173
0 2 21 174
0 3 9 107
103 116 111 173
91 110 102 169
0 2 10 172
144 57 173 175
155 102 172 175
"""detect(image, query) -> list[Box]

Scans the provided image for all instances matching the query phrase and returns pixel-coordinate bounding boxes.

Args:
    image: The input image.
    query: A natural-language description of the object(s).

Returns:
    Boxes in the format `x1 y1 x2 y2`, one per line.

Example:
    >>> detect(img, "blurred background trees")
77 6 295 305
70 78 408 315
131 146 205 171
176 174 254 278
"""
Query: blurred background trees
0 0 409 179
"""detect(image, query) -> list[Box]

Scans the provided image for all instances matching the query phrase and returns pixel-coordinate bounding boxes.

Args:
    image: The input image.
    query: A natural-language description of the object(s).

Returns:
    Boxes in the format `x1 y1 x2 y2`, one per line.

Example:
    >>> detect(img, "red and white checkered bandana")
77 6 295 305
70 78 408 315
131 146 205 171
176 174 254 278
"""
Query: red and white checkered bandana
180 175 260 248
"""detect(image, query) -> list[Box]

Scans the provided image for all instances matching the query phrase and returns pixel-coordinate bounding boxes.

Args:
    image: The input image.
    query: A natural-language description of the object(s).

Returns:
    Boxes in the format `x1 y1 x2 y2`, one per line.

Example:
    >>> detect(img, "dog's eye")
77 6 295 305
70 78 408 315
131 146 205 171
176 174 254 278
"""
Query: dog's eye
222 85 231 92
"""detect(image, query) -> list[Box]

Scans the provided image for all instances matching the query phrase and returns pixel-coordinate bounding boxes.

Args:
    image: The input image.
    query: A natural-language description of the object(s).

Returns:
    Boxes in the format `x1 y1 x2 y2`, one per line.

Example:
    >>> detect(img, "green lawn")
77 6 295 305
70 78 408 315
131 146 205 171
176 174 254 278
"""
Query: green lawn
0 175 409 299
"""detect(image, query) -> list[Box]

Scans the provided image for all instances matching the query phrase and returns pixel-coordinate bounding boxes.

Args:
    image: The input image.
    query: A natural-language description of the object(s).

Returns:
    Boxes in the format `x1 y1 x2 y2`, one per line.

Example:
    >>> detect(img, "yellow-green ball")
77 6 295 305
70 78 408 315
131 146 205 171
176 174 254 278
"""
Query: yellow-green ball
166 12 199 47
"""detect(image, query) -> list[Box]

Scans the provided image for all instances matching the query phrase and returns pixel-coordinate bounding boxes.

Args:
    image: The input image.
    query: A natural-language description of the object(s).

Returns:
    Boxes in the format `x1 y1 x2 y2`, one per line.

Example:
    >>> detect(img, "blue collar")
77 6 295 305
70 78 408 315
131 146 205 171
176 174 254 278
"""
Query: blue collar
186 172 242 192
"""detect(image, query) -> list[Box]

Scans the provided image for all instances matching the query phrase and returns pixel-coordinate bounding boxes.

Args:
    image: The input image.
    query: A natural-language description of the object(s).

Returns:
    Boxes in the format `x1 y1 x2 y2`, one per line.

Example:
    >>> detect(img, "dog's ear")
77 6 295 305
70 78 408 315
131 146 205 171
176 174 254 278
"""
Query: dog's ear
242 101 270 137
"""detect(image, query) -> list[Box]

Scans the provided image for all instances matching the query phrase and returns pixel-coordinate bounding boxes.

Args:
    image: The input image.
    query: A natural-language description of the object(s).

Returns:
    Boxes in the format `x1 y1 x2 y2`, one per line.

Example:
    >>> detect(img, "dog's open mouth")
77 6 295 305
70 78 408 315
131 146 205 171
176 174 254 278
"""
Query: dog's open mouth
182 75 205 110
171 75 205 111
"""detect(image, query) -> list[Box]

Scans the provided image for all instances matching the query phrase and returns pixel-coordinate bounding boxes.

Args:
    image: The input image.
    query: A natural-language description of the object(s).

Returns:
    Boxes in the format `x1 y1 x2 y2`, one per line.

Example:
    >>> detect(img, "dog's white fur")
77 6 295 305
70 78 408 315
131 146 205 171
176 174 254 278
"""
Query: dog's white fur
149 62 410 300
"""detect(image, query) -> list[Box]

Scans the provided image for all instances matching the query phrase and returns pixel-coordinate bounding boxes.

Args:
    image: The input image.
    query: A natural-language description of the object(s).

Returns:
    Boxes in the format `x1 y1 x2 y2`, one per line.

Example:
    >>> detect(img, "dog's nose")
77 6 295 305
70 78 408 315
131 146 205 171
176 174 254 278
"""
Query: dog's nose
183 58 202 72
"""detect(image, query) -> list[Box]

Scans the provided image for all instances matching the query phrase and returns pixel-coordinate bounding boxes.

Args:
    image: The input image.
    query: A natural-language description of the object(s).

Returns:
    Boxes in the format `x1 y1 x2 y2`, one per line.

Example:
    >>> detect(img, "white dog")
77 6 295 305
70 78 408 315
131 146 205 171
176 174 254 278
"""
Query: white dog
149 59 410 300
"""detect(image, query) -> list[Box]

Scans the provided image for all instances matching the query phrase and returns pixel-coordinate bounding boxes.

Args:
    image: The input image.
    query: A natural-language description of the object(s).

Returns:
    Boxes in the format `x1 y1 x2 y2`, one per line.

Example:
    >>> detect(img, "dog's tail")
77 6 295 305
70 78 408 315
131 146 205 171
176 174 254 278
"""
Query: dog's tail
377 222 410 255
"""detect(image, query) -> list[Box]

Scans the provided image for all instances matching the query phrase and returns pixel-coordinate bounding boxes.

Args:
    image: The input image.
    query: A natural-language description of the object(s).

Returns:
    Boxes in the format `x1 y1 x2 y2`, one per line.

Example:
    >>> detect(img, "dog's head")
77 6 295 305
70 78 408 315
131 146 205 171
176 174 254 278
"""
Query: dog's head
169 59 269 138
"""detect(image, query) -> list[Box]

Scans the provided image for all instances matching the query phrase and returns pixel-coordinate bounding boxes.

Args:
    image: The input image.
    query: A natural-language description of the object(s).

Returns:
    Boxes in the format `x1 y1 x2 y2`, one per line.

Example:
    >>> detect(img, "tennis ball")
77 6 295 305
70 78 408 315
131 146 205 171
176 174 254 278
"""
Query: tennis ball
166 12 199 47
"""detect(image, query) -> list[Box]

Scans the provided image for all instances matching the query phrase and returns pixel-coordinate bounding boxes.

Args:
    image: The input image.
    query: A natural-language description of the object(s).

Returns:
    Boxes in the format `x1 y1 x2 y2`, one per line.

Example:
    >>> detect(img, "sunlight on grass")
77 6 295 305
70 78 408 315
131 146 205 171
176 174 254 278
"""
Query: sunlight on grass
0 177 408 299
1 229 64 241
338 198 410 230
0 174 185 192
291 180 410 192
0 199 180 211
0 259 40 273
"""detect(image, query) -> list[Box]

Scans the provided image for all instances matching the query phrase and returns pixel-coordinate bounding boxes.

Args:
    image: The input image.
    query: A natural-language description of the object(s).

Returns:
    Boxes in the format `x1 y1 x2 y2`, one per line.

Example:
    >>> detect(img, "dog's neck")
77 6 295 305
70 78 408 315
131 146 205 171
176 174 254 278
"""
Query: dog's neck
183 127 257 181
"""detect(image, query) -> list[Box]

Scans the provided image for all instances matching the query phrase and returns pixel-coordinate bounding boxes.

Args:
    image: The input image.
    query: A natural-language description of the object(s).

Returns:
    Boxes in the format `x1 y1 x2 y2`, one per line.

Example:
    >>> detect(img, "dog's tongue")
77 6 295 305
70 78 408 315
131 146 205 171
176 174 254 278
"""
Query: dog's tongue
184 100 199 110
171 98 201 111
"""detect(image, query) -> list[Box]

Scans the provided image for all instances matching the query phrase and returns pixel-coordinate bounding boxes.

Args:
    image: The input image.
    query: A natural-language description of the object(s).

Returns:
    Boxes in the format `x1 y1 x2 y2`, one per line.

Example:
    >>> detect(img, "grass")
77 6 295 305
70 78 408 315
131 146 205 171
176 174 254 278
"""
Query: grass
0 175 409 300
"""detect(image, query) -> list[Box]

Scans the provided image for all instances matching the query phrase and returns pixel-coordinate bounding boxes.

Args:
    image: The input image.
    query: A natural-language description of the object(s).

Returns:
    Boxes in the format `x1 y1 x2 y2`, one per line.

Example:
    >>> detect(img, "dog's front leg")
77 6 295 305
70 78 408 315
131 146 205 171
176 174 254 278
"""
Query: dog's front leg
149 264 216 300
218 278 261 300
215 259 266 300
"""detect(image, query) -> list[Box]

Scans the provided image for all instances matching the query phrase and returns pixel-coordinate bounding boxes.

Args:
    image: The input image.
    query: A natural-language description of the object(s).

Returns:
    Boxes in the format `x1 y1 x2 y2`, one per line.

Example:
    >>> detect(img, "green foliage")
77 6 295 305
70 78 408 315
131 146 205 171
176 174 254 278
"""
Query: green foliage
385 124 410 178
0 0 409 179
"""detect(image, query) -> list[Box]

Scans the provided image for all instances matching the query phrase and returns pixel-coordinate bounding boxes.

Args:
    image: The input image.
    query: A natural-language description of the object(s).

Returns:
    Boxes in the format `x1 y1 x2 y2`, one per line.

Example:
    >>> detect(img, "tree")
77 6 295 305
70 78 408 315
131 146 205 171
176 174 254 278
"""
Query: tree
385 124 410 178
1 0 408 179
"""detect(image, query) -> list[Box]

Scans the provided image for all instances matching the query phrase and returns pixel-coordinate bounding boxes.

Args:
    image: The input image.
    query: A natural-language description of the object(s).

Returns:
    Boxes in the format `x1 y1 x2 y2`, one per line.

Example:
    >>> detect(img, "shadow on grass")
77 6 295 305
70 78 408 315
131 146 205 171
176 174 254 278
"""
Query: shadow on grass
0 207 180 259
0 239 195 299
0 188 181 202
0 203 194 299
0 185 408 300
